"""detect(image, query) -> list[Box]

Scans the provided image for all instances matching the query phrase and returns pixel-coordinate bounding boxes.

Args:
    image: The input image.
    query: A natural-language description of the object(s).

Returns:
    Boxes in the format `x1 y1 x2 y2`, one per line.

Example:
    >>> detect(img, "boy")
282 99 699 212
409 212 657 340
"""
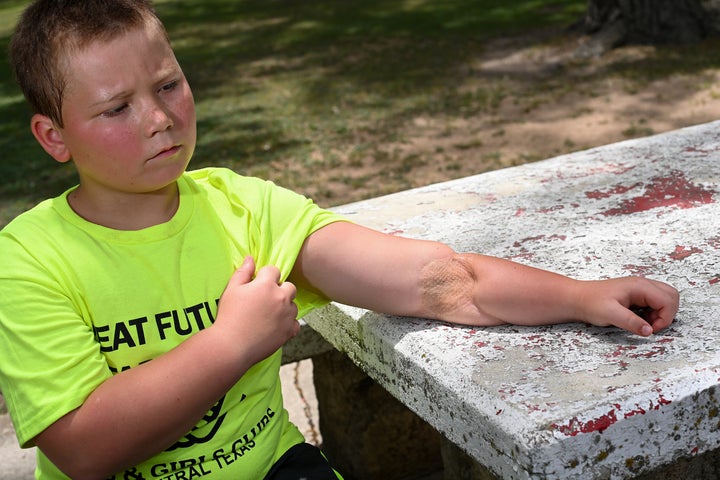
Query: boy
0 0 679 479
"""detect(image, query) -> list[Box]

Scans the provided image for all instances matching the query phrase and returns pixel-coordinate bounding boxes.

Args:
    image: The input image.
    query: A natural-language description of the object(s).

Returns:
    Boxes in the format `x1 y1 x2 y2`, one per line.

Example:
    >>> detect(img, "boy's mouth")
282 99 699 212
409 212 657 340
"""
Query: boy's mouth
149 144 181 161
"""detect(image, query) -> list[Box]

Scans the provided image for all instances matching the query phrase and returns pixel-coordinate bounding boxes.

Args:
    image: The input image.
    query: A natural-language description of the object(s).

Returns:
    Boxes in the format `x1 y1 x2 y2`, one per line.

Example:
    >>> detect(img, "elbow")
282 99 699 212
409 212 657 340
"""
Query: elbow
418 252 509 327
43 452 117 480
34 432 124 480
418 253 477 320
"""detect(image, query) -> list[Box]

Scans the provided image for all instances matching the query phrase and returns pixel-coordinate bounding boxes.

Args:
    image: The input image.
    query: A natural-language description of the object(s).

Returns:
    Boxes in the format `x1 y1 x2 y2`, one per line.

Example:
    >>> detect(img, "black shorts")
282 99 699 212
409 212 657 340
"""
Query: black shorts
264 443 342 480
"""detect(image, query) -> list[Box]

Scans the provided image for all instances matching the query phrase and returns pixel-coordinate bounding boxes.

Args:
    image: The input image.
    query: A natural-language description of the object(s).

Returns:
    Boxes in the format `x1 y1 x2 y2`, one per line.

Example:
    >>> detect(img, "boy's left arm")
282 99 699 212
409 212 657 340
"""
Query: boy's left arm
289 222 679 336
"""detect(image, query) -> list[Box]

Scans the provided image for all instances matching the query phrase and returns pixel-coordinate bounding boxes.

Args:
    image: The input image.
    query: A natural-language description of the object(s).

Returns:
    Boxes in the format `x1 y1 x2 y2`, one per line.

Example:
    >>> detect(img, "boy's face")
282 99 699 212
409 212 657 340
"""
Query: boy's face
52 21 196 196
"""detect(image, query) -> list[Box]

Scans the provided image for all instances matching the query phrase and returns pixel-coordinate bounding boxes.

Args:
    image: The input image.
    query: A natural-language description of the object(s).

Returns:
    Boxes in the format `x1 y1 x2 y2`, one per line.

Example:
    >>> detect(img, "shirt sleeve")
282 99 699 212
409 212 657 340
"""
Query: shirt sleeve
198 168 349 317
0 220 112 447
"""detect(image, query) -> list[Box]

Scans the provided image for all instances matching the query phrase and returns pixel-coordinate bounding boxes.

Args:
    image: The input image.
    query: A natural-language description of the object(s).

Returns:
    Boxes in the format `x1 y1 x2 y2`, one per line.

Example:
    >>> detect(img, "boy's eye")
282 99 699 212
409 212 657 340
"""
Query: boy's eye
160 80 178 92
102 104 128 117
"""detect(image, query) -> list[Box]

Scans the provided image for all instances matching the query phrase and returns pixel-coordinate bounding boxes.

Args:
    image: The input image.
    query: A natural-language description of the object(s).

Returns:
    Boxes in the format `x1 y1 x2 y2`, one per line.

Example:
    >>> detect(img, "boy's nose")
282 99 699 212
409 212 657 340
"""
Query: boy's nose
144 101 174 136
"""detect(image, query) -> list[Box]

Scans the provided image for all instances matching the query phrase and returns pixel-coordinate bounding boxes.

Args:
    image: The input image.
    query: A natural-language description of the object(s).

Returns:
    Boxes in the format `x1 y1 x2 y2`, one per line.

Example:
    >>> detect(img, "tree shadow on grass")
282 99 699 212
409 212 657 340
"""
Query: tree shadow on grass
1 0 719 214
151 0 593 171
0 41 78 204
156 0 720 171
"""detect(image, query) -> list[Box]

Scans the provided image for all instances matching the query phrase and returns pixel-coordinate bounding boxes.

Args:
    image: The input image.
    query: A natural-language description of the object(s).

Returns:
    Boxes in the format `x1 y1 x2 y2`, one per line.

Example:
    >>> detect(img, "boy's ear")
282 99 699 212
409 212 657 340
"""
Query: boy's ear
31 113 72 163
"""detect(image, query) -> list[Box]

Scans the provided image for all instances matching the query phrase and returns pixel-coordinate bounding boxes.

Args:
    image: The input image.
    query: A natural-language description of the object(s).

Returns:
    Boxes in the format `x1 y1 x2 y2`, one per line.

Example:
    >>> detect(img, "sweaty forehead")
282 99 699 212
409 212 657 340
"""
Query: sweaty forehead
60 21 177 91
61 21 179 105
62 10 166 50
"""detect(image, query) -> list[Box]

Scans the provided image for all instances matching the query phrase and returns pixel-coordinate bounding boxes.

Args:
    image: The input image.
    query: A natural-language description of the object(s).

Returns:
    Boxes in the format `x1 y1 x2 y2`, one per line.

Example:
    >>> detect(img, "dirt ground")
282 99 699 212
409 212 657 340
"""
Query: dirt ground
305 32 720 206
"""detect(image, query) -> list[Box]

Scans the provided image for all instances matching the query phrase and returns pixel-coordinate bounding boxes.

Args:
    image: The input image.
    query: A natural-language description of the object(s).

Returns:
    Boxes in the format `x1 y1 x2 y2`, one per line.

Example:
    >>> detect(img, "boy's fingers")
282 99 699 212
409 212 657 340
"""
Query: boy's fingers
630 279 680 331
648 302 677 332
644 282 679 313
605 278 679 337
255 264 282 284
281 281 298 301
619 303 675 337
612 304 654 337
290 319 301 337
230 256 256 285
283 282 297 301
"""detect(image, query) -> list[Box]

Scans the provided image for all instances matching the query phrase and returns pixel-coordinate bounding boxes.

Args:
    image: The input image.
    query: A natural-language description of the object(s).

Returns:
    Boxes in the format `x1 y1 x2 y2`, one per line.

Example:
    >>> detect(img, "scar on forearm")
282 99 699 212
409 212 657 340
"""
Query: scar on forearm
419 255 476 316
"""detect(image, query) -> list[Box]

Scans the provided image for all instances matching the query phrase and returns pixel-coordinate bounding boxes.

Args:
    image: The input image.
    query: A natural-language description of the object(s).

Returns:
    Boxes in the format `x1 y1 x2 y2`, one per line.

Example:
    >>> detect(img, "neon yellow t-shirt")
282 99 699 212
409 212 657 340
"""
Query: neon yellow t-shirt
0 167 346 479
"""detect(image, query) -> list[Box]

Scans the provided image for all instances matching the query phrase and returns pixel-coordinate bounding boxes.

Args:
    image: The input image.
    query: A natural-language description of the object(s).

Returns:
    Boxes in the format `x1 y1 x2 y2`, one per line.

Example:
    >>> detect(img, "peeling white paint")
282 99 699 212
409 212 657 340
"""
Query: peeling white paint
306 121 720 479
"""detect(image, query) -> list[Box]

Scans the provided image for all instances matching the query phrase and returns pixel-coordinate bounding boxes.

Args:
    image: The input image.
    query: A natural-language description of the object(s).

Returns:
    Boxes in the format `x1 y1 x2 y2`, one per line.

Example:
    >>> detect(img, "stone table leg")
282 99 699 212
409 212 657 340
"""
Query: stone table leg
313 349 444 480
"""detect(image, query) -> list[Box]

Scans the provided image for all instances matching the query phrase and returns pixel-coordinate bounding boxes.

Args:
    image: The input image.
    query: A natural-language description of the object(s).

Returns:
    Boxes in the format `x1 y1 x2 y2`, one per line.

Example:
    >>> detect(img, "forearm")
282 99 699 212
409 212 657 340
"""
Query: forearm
34 324 254 479
469 254 584 325
419 253 678 336
420 253 582 327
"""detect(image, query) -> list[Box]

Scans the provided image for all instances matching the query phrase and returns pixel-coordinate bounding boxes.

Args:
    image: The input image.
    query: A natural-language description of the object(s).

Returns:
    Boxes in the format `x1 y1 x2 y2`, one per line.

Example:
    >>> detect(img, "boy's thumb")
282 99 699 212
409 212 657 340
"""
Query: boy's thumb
233 256 256 284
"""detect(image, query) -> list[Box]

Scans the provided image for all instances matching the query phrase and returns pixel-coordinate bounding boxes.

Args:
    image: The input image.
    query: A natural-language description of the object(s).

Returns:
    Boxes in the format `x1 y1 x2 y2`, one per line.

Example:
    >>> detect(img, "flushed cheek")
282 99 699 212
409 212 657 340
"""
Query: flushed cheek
85 125 147 170
173 93 197 138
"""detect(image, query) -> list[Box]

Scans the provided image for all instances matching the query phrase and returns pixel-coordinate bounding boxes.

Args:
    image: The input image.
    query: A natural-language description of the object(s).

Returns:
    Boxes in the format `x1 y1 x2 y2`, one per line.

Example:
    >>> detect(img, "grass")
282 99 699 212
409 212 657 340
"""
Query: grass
1 0 719 226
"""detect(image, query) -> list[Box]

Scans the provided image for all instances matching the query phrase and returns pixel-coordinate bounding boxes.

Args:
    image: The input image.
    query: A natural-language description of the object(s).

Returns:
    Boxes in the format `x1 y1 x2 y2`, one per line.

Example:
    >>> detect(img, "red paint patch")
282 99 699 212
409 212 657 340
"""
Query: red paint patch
586 183 641 199
538 205 565 213
685 146 720 155
542 164 636 183
669 245 703 260
630 346 668 359
514 235 545 247
608 345 637 358
508 252 536 261
623 406 647 419
523 403 545 413
553 409 618 436
607 343 670 360
513 234 567 248
553 396 673 437
623 264 655 276
586 171 715 216
707 236 720 249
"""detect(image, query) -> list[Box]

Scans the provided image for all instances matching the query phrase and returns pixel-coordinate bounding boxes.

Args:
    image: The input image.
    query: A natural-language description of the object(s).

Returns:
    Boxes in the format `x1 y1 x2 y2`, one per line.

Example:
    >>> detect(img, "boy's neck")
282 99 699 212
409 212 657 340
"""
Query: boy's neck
67 182 181 231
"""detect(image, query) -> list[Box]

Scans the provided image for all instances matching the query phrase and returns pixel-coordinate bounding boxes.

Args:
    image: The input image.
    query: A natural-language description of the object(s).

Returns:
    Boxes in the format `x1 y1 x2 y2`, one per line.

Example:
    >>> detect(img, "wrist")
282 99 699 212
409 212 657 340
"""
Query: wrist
565 278 593 324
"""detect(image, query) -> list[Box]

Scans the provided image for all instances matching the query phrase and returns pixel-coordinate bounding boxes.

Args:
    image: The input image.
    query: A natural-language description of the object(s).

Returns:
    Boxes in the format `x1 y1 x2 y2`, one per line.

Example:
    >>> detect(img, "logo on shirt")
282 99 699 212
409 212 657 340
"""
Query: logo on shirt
167 394 232 451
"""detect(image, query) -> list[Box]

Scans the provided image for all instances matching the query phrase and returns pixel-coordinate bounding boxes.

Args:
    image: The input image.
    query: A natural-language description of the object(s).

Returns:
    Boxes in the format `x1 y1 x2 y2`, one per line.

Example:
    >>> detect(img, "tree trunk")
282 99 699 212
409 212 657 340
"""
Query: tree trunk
576 0 715 56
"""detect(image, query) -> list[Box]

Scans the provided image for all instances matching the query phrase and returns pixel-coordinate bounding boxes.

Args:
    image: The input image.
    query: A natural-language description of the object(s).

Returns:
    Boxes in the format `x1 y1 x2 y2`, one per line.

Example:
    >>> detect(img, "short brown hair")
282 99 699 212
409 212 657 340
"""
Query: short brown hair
9 0 168 127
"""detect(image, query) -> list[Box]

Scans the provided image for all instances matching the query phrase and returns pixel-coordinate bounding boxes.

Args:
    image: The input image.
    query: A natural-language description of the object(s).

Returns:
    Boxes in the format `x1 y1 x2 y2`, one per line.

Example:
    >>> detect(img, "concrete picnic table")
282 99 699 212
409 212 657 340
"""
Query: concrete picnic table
305 120 720 479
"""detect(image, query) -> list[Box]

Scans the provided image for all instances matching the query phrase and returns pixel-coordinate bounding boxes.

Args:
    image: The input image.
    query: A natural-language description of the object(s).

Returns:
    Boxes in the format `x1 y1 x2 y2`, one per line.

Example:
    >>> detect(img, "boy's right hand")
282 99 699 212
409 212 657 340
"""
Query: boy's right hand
32 256 300 477
214 256 300 366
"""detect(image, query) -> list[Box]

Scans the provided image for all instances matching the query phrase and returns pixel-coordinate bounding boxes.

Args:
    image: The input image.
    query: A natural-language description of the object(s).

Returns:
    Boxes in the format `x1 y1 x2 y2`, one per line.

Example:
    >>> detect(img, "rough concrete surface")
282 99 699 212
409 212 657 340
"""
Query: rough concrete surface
306 121 720 479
